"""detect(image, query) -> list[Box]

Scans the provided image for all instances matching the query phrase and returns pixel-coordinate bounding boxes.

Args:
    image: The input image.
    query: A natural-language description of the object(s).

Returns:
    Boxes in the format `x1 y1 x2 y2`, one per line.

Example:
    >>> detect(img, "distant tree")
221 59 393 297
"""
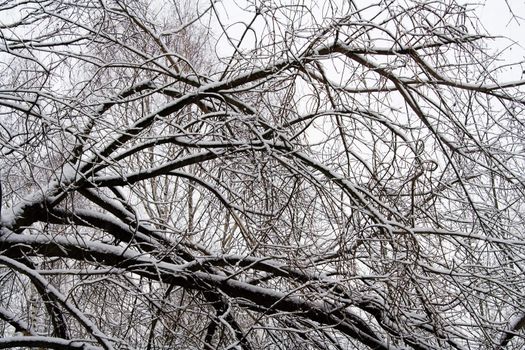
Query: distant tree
0 0 524 349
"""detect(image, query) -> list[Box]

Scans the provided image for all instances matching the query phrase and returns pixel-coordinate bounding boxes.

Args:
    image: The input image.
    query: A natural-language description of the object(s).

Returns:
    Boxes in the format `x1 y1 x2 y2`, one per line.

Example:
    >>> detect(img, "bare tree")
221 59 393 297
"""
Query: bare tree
0 0 524 349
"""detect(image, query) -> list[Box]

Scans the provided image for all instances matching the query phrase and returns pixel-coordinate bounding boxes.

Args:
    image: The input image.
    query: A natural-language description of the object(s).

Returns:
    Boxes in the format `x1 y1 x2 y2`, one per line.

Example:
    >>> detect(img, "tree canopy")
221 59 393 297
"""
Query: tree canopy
0 0 524 349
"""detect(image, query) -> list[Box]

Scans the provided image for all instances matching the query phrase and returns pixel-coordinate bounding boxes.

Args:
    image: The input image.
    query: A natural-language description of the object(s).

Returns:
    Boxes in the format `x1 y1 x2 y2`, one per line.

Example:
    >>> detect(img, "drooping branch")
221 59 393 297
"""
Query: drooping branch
0 255 115 350
0 232 391 349
0 336 102 350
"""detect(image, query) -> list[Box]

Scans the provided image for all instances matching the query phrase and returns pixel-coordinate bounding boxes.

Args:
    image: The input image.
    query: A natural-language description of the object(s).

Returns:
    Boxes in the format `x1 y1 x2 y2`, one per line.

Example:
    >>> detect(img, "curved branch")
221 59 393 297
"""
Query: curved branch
0 256 115 350
0 306 35 336
0 336 101 350
0 232 392 350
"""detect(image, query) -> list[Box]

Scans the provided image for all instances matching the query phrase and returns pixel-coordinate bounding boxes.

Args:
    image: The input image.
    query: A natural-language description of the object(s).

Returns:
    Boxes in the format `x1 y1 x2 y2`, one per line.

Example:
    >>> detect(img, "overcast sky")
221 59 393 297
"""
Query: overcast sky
474 0 525 79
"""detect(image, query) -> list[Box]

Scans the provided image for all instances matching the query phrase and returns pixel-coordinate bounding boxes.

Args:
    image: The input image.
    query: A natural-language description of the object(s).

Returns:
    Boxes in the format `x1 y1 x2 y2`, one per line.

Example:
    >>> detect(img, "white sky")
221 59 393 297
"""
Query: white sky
476 0 525 78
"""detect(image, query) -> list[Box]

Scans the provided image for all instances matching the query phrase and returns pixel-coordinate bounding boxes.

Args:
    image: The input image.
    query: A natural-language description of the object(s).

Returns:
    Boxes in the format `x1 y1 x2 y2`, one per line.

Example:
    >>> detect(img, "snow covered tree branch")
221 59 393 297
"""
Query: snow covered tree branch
0 0 524 348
